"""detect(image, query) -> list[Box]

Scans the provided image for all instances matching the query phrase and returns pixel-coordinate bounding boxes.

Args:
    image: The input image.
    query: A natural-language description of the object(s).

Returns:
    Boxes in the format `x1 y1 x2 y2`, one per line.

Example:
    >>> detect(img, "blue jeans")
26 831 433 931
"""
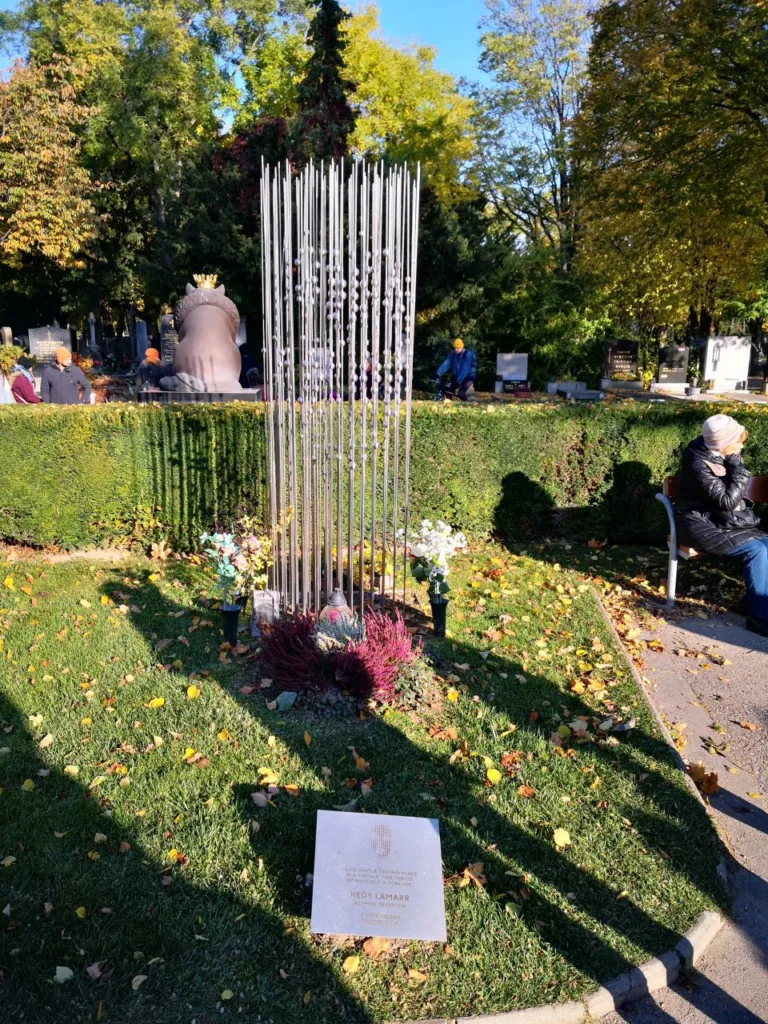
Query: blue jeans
726 536 768 621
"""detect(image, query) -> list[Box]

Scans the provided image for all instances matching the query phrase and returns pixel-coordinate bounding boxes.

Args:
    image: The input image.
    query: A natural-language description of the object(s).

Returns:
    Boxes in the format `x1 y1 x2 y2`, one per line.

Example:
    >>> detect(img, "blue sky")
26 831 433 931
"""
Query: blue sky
1 0 490 81
363 0 489 81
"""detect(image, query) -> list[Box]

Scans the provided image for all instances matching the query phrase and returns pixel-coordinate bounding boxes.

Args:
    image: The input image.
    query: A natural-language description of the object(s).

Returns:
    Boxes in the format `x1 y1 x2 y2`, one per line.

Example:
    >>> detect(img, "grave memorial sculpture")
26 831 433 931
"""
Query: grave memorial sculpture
261 159 421 617
159 275 242 394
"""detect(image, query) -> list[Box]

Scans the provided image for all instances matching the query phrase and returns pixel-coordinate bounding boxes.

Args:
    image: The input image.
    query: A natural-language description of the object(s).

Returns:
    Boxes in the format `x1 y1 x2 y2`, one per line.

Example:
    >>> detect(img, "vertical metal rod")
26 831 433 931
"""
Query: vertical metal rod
401 165 421 606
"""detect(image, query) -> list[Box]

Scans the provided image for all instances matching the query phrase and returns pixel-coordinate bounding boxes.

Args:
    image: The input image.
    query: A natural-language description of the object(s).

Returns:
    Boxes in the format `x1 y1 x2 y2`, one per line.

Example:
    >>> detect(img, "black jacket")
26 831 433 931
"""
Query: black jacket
675 437 765 555
40 363 92 404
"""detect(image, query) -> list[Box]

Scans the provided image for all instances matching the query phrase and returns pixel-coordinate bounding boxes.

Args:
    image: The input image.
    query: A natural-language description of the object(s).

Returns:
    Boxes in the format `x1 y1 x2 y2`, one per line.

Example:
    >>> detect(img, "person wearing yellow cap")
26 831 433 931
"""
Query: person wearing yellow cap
676 413 768 636
436 338 478 402
39 346 92 404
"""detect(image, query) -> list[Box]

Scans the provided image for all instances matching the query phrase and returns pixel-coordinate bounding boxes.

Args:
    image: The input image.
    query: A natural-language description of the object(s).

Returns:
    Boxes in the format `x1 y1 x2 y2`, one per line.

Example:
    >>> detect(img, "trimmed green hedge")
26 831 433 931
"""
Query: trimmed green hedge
2 401 768 550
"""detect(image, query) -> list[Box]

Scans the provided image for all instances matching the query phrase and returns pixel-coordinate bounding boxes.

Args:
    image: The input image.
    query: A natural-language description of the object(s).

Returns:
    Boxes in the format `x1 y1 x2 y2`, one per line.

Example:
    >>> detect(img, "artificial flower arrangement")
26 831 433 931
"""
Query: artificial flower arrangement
402 519 467 600
200 517 273 607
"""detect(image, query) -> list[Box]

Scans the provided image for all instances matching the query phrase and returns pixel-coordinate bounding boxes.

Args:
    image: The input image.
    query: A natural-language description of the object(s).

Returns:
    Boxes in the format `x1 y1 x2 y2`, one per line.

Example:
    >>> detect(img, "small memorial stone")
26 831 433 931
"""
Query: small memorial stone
310 810 447 941
657 345 689 385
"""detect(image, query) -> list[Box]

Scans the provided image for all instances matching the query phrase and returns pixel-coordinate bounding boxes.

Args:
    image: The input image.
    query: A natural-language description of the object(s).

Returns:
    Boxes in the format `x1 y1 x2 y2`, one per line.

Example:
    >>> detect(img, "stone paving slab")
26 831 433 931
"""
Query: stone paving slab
602 612 768 1024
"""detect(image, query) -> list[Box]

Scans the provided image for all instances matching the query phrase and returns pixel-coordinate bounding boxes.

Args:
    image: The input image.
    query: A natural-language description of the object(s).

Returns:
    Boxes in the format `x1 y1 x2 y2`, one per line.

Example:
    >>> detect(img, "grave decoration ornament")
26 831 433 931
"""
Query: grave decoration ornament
261 159 421 617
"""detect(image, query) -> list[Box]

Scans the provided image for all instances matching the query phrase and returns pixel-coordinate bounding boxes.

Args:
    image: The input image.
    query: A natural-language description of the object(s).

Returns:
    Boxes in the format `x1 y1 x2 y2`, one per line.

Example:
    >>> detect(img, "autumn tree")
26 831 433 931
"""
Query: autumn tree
0 58 95 267
476 0 594 273
578 0 768 337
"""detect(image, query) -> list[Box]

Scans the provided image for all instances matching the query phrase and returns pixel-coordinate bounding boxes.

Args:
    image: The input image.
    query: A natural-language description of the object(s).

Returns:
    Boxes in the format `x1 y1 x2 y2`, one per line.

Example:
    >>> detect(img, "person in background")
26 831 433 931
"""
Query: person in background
675 413 768 636
436 338 478 402
40 347 92 404
10 360 41 404
135 347 168 389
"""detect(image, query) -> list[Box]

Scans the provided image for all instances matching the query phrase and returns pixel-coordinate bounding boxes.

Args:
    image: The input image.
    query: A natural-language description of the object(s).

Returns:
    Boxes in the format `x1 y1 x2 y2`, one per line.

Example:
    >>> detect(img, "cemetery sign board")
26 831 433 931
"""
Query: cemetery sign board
310 810 447 941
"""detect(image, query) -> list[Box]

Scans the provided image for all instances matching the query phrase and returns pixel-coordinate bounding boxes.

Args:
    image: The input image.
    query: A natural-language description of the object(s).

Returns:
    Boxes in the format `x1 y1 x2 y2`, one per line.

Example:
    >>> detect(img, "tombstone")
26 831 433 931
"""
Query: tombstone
134 319 148 363
495 353 529 394
28 325 72 364
1 327 12 348
703 336 751 392
159 314 179 365
310 810 447 941
601 339 641 389
656 345 689 388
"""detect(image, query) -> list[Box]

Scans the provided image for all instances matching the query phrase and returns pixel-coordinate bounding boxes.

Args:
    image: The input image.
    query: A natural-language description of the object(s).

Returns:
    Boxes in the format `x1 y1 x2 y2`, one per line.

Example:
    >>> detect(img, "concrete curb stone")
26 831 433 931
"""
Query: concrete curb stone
675 910 723 969
456 1004 585 1024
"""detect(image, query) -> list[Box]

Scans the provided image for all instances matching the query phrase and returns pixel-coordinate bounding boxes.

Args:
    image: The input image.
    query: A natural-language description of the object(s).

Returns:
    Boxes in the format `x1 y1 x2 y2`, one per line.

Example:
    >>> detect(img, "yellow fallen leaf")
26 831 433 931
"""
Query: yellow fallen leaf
1 856 16 867
407 968 427 982
100 595 110 605
553 828 571 850
267 735 277 748
446 688 459 702
38 733 54 750
304 731 312 747
217 729 230 741
342 955 360 974
748 793 762 799
303 990 311 1005
147 697 165 709
75 906 87 919
486 768 502 784
21 779 35 792
2 576 14 590
81 717 92 727
186 685 201 700
363 936 391 959
89 776 107 789
221 989 233 1001
283 784 300 797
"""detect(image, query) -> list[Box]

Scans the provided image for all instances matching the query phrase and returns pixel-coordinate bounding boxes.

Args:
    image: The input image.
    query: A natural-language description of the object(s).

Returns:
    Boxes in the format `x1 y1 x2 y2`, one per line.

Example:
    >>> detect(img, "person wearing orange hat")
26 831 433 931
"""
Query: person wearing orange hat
40 346 92 404
436 338 478 402
135 346 169 389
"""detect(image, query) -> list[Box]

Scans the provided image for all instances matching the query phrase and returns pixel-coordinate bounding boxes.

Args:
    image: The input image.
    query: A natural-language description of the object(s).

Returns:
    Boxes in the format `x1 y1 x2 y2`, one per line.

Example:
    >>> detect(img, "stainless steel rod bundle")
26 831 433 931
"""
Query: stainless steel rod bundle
261 159 420 615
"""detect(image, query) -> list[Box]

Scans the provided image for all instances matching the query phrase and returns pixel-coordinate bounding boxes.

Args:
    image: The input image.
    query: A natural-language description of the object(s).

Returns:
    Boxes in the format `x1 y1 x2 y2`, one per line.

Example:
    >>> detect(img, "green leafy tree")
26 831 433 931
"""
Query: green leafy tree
578 0 768 337
290 0 356 162
476 0 593 273
0 58 95 267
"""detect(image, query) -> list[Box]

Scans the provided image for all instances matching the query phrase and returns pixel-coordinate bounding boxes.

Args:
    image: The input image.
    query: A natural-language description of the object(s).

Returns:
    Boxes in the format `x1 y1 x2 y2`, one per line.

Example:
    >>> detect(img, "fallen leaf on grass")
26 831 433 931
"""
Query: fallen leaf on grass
486 768 502 784
28 713 43 729
146 697 165 709
342 955 360 974
1 856 16 867
21 779 35 792
186 685 201 700
407 968 427 982
85 963 102 980
154 639 173 653
283 784 301 797
217 728 230 741
352 749 369 771
75 906 87 920
363 937 391 959
458 862 486 889
446 688 459 702
517 785 535 798
251 791 269 808
304 731 312 747
221 989 233 1001
54 966 74 984
131 975 147 991
37 733 53 749
553 828 571 850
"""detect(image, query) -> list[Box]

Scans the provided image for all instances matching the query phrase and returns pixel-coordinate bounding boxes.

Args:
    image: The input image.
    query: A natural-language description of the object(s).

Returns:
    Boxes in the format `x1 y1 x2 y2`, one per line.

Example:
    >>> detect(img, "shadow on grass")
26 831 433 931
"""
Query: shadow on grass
0 558 735 1023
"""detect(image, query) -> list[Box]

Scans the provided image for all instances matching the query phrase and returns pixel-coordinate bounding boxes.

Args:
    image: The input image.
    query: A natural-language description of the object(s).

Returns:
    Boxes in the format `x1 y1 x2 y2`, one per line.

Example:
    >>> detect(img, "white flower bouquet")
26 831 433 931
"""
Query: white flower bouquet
402 519 467 600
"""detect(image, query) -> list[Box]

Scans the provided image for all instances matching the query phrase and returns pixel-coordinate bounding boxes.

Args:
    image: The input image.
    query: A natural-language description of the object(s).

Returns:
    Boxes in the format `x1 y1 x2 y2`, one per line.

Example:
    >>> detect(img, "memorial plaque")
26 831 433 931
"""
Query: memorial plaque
604 339 638 378
1 326 12 347
657 345 689 385
28 325 71 364
310 810 447 941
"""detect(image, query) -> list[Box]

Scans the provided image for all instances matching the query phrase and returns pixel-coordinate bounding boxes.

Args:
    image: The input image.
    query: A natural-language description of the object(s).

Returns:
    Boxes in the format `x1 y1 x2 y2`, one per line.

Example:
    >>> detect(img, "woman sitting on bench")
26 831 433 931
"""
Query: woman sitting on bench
676 414 768 637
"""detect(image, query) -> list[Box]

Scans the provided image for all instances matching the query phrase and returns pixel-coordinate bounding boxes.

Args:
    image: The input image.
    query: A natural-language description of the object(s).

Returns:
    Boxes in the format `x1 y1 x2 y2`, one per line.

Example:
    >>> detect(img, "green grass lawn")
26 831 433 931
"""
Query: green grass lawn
0 543 724 1024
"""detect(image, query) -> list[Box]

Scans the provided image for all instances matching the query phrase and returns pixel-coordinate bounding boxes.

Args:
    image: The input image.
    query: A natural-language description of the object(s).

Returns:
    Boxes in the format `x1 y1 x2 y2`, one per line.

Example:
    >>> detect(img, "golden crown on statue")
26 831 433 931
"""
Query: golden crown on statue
193 273 218 289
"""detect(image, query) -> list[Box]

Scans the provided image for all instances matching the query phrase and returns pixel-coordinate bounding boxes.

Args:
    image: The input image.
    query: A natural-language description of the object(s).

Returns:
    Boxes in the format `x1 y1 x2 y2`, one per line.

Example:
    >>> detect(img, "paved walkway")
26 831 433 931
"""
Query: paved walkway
604 612 768 1024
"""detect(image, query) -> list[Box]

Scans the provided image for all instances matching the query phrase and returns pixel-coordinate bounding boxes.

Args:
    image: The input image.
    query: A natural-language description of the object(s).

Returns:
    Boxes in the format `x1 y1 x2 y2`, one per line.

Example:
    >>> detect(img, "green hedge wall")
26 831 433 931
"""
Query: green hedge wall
2 401 768 550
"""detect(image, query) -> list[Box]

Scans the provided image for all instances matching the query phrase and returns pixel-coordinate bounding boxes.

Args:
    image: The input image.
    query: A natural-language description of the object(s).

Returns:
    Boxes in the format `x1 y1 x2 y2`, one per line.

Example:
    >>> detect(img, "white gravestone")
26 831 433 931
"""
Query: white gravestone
703 336 751 391
310 810 447 941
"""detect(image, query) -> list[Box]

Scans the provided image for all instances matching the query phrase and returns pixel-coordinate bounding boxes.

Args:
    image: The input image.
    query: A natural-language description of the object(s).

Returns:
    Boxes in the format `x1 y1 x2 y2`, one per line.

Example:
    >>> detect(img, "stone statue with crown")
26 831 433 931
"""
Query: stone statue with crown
158 275 243 394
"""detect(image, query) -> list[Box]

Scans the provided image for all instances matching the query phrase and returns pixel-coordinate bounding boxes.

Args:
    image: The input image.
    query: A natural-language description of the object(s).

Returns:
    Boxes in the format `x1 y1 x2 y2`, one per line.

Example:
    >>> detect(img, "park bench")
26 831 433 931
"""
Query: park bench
656 475 768 609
